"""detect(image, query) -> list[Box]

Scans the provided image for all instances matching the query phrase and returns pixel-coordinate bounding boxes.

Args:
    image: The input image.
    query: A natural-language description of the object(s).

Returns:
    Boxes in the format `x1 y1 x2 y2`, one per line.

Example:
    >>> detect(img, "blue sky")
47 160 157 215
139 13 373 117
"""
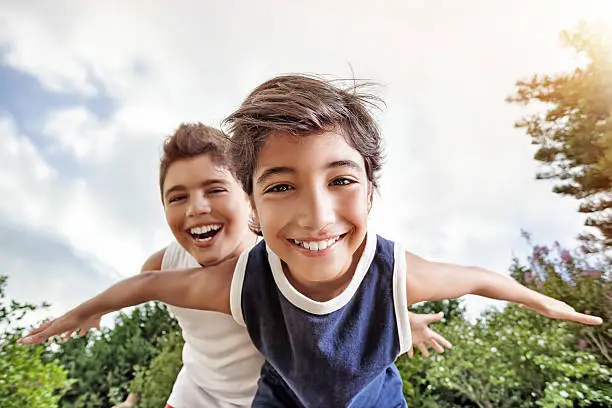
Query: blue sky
0 63 119 179
1 0 610 324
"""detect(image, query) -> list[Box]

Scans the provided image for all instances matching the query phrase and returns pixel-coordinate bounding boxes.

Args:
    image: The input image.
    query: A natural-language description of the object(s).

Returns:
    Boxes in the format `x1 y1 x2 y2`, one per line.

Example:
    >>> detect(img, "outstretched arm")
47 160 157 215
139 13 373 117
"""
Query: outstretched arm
404 252 602 326
62 248 170 341
19 257 235 344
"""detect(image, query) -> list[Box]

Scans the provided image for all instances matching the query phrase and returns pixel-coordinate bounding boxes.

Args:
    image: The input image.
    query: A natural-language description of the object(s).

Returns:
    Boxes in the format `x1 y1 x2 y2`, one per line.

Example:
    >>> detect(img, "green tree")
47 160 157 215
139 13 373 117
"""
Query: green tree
512 235 611 366
426 307 611 408
507 24 612 254
48 302 179 408
130 328 184 408
0 275 71 407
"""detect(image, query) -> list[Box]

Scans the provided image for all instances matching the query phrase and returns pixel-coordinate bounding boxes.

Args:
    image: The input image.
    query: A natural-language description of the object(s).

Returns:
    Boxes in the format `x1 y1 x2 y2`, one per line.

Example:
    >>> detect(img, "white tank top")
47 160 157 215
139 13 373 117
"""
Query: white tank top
162 240 264 407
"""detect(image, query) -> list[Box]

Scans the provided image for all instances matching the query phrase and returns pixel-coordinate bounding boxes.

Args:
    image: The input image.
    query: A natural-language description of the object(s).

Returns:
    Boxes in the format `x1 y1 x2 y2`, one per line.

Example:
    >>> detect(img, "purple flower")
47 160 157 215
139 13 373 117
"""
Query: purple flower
583 267 601 278
560 249 572 263
533 245 550 258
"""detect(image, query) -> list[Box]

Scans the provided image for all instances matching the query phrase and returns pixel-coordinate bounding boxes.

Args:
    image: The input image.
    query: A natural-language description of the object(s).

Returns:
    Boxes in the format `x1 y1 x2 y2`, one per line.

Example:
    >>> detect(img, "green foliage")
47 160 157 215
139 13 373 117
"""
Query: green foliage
400 237 611 407
399 306 612 408
131 328 184 408
507 24 612 253
48 302 179 408
512 235 611 367
0 275 71 407
399 300 471 407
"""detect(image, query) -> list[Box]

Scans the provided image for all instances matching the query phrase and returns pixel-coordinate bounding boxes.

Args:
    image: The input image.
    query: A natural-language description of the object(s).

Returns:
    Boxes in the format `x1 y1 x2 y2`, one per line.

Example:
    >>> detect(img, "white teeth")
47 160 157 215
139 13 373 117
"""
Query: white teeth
291 236 340 251
189 224 222 235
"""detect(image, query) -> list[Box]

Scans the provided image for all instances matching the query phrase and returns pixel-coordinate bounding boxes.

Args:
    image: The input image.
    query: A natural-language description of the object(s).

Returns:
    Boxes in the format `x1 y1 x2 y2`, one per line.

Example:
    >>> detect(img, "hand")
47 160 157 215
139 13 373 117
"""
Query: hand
408 311 453 358
523 295 603 326
18 312 102 345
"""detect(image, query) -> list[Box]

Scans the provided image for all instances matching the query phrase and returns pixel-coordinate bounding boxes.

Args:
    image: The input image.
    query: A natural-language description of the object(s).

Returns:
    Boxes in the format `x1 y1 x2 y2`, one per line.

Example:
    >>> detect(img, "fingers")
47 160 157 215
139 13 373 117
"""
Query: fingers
429 339 445 354
534 300 603 326
424 311 444 324
23 321 52 337
411 330 453 358
416 342 430 358
64 329 77 340
18 321 54 344
566 311 603 326
19 328 53 344
19 317 77 344
433 332 453 350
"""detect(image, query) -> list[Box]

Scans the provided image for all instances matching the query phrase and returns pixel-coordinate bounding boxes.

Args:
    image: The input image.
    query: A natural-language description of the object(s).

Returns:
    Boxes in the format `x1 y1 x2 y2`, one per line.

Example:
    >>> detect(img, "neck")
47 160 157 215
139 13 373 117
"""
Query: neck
283 239 365 302
285 270 352 302
200 230 258 267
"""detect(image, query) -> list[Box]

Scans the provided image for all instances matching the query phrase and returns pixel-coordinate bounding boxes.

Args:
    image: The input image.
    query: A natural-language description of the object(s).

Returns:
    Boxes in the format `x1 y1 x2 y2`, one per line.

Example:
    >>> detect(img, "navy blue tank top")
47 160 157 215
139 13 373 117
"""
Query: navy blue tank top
230 232 412 408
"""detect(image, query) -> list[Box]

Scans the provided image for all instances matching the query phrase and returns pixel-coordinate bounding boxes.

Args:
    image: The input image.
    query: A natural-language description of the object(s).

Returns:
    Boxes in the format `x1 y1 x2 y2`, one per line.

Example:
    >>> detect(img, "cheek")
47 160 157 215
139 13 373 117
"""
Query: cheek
252 198 278 232
341 188 369 222
218 196 250 230
165 207 184 233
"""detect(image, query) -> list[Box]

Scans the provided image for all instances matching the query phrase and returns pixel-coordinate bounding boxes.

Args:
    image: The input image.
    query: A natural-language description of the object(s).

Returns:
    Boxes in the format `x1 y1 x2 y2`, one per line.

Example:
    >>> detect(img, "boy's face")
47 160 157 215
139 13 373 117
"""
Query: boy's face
252 131 371 290
163 154 252 266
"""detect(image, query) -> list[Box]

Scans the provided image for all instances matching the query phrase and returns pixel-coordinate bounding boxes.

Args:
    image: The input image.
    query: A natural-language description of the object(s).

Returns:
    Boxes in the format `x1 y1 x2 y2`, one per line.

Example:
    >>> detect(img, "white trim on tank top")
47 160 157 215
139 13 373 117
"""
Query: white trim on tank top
230 233 376 322
265 231 377 315
392 242 412 355
231 233 413 356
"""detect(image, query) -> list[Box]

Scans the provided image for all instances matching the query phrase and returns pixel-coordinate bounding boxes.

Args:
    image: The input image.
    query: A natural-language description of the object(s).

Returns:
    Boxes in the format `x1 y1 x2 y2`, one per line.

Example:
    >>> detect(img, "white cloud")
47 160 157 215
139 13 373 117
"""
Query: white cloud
1 0 610 322
42 106 116 161
0 115 165 281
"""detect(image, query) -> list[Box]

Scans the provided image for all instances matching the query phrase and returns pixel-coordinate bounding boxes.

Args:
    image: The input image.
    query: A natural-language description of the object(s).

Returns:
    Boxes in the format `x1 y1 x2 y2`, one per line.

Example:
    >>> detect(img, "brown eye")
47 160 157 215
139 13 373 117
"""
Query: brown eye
266 184 293 193
168 195 187 203
330 178 353 186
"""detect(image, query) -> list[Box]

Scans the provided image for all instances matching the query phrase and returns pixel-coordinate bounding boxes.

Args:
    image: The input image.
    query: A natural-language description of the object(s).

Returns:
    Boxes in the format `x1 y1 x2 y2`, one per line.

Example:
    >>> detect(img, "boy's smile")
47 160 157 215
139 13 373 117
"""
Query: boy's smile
186 222 223 247
252 130 371 300
288 233 346 257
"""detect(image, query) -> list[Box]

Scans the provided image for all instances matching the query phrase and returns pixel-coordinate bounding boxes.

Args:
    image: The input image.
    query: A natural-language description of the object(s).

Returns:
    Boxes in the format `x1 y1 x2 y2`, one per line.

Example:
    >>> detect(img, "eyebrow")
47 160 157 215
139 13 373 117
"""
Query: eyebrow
164 179 229 199
256 166 295 186
327 160 363 171
255 160 363 186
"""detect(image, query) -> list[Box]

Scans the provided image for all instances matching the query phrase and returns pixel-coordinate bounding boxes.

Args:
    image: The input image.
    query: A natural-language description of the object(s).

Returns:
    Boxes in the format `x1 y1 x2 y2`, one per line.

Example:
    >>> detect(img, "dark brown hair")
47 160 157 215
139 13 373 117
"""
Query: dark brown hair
222 74 384 196
159 122 233 198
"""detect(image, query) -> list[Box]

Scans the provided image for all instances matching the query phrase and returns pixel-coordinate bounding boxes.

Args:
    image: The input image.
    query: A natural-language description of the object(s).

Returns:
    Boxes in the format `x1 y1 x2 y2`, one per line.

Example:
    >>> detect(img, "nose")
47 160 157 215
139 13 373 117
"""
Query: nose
186 194 212 217
296 186 336 231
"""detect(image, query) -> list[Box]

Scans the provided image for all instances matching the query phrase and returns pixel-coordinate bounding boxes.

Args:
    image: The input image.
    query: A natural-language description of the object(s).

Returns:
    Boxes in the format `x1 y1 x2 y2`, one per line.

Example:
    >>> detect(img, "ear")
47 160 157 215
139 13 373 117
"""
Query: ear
367 182 373 213
248 197 262 234
249 210 260 225
248 197 258 219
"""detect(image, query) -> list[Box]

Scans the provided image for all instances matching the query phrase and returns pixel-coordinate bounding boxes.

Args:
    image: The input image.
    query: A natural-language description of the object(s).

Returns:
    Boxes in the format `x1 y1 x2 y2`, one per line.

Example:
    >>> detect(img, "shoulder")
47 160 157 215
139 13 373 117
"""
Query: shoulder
140 247 167 272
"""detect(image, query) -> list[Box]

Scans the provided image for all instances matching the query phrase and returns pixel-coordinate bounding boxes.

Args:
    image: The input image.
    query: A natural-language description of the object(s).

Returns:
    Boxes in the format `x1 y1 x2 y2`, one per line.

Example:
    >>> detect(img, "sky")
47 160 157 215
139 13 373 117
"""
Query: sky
1 0 611 326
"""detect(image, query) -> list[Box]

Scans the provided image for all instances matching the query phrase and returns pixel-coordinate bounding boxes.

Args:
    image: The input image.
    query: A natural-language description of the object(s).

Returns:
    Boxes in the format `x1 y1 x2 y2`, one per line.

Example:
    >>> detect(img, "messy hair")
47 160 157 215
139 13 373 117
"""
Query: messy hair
222 74 384 196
